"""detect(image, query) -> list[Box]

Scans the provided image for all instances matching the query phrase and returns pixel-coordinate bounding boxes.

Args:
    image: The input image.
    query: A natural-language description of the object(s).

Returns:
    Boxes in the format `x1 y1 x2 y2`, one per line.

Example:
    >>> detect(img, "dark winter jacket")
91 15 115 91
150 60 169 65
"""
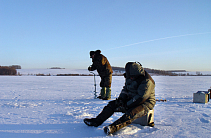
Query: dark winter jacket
119 62 156 110
89 50 113 77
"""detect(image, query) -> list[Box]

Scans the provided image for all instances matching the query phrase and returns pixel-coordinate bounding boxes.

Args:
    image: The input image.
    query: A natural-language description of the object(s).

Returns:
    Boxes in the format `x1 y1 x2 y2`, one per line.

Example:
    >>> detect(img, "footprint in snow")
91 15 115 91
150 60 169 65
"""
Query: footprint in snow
201 113 209 117
199 118 209 123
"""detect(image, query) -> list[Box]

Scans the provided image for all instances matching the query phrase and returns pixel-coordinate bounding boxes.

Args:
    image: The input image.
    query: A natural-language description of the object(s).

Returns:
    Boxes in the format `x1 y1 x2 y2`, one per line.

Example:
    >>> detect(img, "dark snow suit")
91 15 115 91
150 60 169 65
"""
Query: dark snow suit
89 50 113 88
95 62 156 134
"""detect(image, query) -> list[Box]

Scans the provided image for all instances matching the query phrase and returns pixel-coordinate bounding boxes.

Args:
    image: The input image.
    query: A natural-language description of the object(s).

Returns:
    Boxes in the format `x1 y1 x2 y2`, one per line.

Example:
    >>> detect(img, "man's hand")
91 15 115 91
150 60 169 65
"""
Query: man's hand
88 66 92 71
115 98 128 113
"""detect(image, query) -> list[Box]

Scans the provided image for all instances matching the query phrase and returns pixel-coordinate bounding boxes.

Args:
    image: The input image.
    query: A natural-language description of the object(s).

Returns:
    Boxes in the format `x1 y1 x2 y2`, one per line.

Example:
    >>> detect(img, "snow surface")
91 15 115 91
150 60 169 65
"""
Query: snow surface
0 74 211 138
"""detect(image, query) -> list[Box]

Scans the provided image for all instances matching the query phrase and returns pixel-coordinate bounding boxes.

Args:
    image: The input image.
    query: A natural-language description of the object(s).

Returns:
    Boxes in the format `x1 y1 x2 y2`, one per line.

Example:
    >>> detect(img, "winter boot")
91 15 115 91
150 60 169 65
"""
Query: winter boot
97 95 103 99
98 87 106 99
103 87 111 100
84 118 102 127
104 126 112 135
104 114 134 135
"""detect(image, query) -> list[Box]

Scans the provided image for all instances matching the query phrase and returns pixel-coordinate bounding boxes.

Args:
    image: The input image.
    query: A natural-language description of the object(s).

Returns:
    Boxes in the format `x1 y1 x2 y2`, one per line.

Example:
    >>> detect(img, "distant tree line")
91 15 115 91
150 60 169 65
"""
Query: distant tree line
0 66 17 75
9 65 21 69
57 74 93 76
144 68 178 76
112 66 179 76
111 67 125 72
49 67 65 69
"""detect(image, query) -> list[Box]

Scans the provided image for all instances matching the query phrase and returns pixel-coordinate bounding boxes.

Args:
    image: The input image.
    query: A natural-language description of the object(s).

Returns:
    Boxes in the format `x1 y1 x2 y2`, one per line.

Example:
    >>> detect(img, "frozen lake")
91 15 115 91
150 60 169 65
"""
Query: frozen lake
0 76 211 138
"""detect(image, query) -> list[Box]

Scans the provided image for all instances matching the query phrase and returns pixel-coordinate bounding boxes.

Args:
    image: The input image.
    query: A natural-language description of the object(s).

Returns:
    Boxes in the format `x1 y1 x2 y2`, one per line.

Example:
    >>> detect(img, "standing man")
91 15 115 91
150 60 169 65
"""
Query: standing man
84 62 156 135
88 50 113 100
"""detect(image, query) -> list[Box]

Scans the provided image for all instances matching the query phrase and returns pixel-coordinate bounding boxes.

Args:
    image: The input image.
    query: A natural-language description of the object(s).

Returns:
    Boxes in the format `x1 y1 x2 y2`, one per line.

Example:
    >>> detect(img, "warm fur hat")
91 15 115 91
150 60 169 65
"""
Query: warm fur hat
95 50 101 55
90 50 101 58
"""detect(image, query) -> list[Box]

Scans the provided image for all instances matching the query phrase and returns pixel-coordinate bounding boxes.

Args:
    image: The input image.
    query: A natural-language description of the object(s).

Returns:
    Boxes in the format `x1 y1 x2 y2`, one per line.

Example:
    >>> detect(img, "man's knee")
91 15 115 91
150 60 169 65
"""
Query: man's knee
125 105 146 119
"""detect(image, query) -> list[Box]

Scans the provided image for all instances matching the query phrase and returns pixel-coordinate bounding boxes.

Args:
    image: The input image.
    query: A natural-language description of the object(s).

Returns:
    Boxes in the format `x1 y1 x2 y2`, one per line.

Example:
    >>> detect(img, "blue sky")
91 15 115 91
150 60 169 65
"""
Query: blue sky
1 0 211 71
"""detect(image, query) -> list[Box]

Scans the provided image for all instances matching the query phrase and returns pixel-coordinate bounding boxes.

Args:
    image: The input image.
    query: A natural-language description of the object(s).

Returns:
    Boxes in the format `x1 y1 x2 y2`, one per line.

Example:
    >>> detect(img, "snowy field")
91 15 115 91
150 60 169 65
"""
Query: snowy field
0 75 211 138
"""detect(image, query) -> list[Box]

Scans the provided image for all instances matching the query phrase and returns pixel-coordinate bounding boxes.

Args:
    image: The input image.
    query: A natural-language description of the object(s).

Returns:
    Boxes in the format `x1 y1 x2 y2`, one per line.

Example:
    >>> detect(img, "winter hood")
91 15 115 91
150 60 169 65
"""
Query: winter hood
125 62 145 77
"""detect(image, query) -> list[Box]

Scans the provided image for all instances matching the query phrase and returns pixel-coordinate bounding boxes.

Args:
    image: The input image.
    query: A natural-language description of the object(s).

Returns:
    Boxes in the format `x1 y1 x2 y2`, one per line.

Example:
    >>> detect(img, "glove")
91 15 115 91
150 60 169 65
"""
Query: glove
123 73 126 78
88 66 92 71
117 98 125 107
115 98 128 113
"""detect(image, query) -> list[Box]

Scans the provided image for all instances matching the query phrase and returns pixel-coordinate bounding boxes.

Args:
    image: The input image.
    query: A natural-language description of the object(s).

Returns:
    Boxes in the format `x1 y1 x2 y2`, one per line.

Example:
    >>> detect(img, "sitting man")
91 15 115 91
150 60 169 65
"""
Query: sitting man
84 62 156 135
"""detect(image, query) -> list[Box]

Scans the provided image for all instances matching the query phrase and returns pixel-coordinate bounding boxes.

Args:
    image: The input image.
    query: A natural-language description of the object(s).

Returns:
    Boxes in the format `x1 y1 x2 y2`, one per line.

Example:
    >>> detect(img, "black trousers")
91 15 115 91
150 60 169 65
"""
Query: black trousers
96 99 148 133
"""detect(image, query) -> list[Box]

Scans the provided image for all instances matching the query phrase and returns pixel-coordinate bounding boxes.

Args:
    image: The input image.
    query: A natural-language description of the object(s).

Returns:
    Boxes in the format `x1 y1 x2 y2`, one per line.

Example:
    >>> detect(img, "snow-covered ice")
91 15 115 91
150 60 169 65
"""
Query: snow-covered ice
0 74 211 138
